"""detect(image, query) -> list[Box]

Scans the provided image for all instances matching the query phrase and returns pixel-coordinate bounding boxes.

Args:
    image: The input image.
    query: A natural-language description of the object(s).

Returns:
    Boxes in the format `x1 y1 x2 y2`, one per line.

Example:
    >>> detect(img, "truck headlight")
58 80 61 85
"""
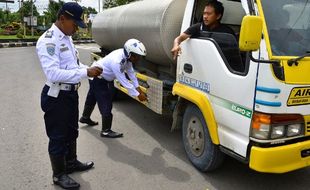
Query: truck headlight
251 112 305 142
271 125 285 139
251 123 270 139
287 124 303 137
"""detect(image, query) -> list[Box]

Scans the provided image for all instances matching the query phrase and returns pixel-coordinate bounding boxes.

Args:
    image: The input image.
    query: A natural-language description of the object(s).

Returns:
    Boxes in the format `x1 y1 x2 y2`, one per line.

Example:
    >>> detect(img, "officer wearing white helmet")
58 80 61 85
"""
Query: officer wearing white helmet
79 39 148 138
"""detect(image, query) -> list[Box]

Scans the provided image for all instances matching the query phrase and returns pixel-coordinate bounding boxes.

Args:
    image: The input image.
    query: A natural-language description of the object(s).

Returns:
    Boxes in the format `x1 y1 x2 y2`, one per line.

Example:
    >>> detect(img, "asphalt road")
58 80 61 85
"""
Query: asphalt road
1 44 310 190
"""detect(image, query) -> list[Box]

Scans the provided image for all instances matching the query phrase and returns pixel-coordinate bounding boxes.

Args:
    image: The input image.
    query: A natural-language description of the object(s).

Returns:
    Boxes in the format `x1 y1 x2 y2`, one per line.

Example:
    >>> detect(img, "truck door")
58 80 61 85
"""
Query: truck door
177 0 258 157
178 32 259 158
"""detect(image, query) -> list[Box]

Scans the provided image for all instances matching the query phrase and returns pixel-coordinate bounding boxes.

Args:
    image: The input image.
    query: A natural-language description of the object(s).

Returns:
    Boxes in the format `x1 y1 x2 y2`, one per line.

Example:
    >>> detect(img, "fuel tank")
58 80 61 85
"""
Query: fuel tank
92 0 187 67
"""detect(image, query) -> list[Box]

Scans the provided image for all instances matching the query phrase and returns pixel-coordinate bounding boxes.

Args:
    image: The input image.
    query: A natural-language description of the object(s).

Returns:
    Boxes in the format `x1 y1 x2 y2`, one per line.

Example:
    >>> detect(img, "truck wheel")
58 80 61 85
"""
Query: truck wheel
182 104 224 172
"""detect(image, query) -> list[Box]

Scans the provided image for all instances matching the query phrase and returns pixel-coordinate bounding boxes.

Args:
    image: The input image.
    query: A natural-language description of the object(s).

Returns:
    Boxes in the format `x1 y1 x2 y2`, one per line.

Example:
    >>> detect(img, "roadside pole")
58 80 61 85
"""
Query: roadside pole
31 0 33 37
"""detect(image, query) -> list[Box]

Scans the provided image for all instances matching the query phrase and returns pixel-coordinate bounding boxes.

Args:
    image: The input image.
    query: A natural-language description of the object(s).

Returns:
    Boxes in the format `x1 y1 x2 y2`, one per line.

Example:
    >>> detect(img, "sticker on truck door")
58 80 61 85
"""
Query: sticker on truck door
179 75 210 93
287 87 310 106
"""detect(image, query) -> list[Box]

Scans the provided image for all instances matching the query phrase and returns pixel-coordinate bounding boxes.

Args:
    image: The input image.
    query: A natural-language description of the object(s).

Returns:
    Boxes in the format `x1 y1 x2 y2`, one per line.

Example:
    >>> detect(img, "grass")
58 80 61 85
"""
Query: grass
0 35 39 40
0 31 92 41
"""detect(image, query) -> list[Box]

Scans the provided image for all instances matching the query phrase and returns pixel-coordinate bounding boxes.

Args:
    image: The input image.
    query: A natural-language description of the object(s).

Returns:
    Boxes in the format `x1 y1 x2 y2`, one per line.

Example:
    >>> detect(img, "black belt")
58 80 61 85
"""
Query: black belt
45 82 81 91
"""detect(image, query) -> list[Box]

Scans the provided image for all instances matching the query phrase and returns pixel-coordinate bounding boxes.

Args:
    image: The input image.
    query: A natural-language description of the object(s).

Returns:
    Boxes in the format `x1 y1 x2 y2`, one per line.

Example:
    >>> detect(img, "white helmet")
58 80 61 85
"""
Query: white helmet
124 39 147 58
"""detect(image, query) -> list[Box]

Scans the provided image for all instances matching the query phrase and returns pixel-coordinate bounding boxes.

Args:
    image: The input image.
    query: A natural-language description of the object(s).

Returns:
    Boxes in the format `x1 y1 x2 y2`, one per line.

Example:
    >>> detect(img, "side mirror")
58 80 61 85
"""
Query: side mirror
239 15 263 51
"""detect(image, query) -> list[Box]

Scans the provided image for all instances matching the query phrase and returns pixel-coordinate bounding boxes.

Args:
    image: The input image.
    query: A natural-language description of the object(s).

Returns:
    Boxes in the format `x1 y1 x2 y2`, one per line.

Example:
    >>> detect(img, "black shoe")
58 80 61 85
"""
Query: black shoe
79 117 98 126
67 159 94 174
53 173 80 189
100 129 123 138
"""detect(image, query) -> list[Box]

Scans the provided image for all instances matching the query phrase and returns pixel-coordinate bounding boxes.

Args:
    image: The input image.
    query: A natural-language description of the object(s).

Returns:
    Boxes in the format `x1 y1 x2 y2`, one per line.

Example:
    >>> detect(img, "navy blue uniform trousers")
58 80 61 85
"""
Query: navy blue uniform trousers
84 77 114 117
41 85 79 156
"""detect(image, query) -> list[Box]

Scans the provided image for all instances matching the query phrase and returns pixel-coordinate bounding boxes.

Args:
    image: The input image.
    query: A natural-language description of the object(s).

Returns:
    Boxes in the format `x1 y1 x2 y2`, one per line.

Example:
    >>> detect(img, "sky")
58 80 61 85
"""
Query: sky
0 0 101 14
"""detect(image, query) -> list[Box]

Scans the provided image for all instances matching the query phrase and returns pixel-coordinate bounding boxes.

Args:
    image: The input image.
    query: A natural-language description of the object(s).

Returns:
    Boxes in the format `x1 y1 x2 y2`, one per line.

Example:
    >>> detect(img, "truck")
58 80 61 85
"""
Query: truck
91 0 310 173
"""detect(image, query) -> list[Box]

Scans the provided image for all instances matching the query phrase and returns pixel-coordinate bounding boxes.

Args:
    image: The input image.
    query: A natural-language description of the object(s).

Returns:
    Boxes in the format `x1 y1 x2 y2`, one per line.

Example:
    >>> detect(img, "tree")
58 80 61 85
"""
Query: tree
116 0 137 5
0 8 21 24
7 12 21 23
103 0 117 9
18 1 39 17
103 0 138 9
83 6 98 14
0 8 6 24
43 1 97 27
43 0 65 27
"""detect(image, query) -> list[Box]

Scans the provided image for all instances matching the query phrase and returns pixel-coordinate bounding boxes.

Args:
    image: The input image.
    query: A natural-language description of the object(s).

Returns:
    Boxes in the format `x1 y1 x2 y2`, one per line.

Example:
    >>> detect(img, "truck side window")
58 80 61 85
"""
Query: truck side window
197 31 245 73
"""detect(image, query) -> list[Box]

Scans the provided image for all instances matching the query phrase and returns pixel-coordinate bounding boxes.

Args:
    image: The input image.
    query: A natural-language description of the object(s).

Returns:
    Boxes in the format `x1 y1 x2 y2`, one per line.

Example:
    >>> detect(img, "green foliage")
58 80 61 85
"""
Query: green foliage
1 0 98 39
0 22 21 35
103 0 138 9
16 33 24 39
116 0 137 5
7 12 21 23
0 9 4 23
0 34 39 39
83 6 98 14
0 9 7 23
103 0 117 9
8 22 21 30
0 8 21 24
37 15 46 27
18 1 39 17
43 0 65 25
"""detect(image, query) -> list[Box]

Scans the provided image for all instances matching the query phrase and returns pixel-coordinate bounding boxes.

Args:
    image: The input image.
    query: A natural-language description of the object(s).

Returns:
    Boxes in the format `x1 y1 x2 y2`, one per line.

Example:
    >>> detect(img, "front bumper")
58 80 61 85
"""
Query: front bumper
249 140 310 173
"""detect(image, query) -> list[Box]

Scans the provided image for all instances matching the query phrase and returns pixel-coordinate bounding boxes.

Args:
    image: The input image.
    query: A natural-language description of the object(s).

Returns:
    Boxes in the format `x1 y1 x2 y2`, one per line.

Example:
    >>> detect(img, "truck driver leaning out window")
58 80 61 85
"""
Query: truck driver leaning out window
171 0 235 60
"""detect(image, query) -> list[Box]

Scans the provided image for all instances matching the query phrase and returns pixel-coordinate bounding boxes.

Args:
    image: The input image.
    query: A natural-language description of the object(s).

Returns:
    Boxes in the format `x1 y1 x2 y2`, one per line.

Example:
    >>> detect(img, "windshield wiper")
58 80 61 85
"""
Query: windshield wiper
287 51 310 66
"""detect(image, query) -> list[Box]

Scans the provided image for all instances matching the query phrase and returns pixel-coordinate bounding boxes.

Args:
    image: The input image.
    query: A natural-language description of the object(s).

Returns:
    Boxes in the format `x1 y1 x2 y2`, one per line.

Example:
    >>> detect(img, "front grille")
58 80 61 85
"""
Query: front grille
307 122 310 133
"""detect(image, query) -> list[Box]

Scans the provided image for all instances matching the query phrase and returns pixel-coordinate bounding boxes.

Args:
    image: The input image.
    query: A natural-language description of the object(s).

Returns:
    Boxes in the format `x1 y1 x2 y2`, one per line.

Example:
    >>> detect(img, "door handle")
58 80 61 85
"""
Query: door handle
183 63 193 73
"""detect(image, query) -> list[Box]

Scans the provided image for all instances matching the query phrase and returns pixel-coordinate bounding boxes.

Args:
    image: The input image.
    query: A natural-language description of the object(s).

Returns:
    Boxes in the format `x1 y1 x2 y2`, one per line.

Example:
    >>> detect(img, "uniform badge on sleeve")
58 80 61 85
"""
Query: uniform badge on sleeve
46 43 56 56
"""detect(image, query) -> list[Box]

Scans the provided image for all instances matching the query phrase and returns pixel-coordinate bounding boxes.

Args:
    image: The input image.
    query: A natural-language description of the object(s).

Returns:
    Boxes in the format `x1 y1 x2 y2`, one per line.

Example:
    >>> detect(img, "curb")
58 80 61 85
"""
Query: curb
0 42 37 48
74 39 95 44
0 39 95 49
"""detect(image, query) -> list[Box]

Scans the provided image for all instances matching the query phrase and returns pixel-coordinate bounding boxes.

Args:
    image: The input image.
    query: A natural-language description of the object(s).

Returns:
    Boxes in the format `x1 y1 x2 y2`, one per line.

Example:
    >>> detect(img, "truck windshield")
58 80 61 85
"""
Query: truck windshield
261 0 310 56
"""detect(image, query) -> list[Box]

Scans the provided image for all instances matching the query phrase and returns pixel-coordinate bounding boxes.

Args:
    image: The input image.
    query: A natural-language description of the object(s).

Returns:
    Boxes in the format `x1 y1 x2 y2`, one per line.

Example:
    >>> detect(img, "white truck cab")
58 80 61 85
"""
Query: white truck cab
91 0 310 173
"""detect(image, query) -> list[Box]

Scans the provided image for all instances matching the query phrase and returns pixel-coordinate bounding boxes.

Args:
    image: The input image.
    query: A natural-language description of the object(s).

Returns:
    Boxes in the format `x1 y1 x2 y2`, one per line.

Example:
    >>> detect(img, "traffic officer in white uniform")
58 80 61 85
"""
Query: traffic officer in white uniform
36 2 102 189
79 39 148 138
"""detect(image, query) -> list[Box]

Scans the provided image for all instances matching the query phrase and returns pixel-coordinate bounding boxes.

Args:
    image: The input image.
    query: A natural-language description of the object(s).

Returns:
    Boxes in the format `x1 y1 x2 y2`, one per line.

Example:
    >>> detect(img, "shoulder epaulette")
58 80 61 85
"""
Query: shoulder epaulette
45 30 54 38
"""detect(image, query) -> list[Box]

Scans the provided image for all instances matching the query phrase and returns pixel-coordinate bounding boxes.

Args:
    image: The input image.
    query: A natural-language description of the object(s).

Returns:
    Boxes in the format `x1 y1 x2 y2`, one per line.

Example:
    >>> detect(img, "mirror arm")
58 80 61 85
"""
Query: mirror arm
247 0 256 15
249 52 280 66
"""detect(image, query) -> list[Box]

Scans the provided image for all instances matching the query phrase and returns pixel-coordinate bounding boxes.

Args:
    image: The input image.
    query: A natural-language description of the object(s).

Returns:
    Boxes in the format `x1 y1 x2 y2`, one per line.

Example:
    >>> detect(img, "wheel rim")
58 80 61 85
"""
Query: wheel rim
186 116 205 157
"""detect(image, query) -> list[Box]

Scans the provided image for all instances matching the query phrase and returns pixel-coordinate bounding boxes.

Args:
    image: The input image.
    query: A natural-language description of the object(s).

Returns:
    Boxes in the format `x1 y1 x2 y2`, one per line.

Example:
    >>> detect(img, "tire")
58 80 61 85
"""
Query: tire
182 104 224 172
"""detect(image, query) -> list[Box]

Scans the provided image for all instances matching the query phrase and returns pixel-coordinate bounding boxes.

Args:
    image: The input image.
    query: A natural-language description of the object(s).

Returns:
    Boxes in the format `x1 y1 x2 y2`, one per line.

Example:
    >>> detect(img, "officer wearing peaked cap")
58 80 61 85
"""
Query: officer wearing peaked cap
36 2 102 189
